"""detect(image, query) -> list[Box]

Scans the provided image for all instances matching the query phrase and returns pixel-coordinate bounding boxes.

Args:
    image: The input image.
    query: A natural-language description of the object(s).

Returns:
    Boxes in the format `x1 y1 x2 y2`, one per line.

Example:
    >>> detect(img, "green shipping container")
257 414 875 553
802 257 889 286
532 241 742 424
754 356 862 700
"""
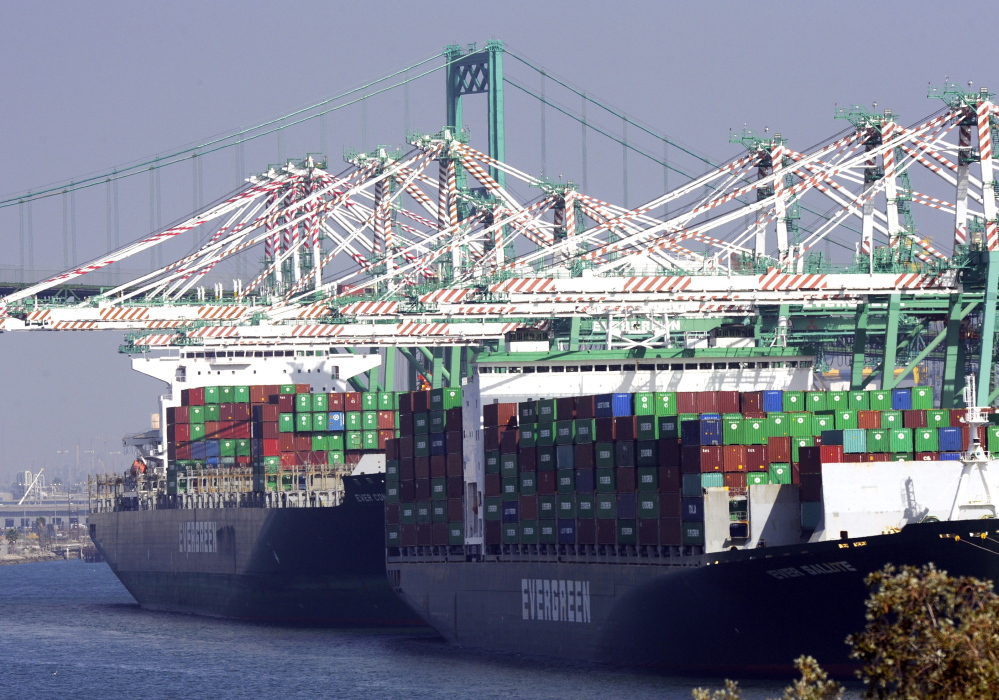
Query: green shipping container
347 431 364 451
880 410 902 428
431 478 447 501
519 472 537 495
636 441 658 467
189 405 205 424
989 427 999 453
327 451 345 467
537 446 555 470
682 522 705 546
432 502 447 522
791 437 813 463
220 439 236 457
595 443 615 468
361 393 378 411
296 413 312 432
448 523 464 545
295 394 311 412
385 525 400 546
536 423 556 447
891 452 915 462
826 391 848 408
617 519 638 545
576 494 595 519
519 427 537 448
377 392 397 411
596 494 617 519
700 473 724 489
485 451 501 474
637 493 659 518
805 391 828 411
412 413 428 434
596 468 616 492
204 386 220 404
636 416 659 441
889 428 914 453
747 472 769 486
834 410 858 430
190 424 206 440
279 384 297 395
869 390 892 411
769 463 792 484
484 497 502 520
847 391 870 410
782 391 805 412
400 504 416 524
539 521 557 544
362 431 379 450
500 453 518 477
556 496 576 519
926 410 950 428
555 420 575 444
634 392 655 416
573 419 594 443
723 418 744 445
363 411 379 430
234 386 250 403
312 393 328 412
413 434 430 456
385 483 401 503
328 433 344 451
502 477 518 499
557 470 575 494
657 416 680 440
914 428 938 452
637 467 658 491
518 401 537 425
743 418 768 445
429 411 446 433
502 524 519 544
911 386 934 410
236 439 251 457
278 413 295 432
520 521 539 544
867 429 890 452
204 404 221 422
788 414 811 438
655 392 678 416
766 413 789 438
538 495 557 519
314 413 328 432
810 413 834 437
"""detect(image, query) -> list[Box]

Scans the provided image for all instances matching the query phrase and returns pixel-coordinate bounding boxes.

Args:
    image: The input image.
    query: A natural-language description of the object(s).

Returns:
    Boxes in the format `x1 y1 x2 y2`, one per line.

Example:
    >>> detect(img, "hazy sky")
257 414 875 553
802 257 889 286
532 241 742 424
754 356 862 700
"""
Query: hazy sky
0 1 995 484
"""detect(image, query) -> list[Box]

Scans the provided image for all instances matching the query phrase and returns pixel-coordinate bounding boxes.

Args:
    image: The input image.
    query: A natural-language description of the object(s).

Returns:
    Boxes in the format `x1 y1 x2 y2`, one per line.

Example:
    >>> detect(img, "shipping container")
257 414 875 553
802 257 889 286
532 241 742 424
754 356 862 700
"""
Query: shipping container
782 390 805 412
654 391 677 416
848 391 870 410
889 428 914 453
805 391 828 411
762 390 783 413
892 388 913 411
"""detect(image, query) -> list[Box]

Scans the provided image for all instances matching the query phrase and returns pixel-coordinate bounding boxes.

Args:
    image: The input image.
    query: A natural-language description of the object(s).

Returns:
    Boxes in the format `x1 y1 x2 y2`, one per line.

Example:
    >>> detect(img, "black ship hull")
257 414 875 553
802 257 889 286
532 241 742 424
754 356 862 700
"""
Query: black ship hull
388 519 999 675
91 474 424 626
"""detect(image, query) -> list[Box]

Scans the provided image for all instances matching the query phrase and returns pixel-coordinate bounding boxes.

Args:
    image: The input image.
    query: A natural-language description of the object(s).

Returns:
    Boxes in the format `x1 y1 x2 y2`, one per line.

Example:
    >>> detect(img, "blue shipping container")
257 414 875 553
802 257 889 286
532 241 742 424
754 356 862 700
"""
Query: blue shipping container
683 473 704 496
502 501 519 522
327 412 345 431
939 452 962 461
843 429 868 454
700 473 724 488
576 469 595 492
611 393 633 417
680 420 702 446
892 388 913 411
206 456 220 466
617 493 637 519
681 497 704 521
762 390 784 413
191 442 206 460
699 419 723 446
820 429 845 446
938 427 963 452
595 394 614 417
700 413 721 420
558 519 576 544
430 434 447 456
205 439 221 458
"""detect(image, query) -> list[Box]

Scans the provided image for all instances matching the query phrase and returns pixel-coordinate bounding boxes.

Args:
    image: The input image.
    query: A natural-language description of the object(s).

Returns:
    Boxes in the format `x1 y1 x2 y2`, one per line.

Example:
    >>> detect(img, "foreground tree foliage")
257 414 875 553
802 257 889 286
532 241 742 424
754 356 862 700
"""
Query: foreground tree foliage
692 564 999 700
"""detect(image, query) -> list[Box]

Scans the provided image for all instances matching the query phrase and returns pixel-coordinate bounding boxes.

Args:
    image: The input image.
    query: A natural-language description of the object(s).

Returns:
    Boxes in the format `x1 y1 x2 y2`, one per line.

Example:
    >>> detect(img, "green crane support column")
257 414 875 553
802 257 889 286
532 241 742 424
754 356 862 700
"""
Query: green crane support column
941 294 966 408
880 295 901 390
431 349 445 390
569 316 581 351
448 346 462 388
366 348 381 392
445 41 506 187
382 347 396 393
849 305 869 389
978 250 999 406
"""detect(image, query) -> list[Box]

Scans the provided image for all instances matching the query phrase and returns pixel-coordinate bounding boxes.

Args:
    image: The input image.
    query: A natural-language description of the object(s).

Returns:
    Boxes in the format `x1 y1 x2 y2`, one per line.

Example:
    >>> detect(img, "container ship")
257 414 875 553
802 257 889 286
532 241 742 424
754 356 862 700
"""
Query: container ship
384 346 999 674
88 347 423 626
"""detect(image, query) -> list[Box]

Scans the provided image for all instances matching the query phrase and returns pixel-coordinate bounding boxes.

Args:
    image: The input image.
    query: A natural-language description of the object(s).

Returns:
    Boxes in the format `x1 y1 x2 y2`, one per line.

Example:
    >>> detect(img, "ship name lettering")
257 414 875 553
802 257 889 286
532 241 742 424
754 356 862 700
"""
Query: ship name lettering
767 560 856 579
521 578 590 623
179 521 217 554
354 493 385 503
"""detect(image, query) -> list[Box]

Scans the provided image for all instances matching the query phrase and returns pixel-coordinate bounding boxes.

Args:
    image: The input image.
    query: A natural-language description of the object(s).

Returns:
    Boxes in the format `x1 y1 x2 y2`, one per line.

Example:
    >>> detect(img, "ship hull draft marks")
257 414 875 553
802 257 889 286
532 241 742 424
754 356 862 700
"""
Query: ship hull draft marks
389 520 999 673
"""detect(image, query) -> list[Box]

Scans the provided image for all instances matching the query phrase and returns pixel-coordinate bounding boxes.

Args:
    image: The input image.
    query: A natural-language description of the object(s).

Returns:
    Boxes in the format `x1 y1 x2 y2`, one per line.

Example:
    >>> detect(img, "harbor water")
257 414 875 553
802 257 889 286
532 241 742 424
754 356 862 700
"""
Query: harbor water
0 560 852 699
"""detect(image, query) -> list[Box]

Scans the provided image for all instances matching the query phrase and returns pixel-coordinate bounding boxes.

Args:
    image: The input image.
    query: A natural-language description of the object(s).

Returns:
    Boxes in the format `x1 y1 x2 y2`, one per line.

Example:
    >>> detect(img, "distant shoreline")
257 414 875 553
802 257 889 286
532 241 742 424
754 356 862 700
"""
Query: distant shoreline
0 550 61 566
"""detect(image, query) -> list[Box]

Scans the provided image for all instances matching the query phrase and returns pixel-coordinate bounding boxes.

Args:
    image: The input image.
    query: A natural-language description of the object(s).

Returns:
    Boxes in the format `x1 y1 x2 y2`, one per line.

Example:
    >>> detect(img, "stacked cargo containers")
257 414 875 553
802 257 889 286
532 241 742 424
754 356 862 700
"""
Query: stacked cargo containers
166 384 400 494
385 387 463 549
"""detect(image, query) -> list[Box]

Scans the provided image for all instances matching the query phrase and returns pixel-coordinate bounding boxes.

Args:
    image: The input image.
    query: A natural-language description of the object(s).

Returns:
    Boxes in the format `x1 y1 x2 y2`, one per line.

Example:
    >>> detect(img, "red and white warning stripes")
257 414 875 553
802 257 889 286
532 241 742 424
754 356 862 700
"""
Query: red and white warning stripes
622 276 693 293
489 278 556 294
290 324 345 338
338 301 400 315
197 306 248 320
893 273 947 289
99 307 150 321
420 288 471 304
295 301 331 319
758 269 828 291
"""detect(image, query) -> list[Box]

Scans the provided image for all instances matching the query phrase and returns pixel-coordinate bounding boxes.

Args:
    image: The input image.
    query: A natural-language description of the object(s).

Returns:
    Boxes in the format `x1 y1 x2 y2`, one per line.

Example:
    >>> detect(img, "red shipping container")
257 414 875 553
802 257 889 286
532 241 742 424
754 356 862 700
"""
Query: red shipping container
412 390 431 413
295 435 311 451
279 434 295 452
724 472 747 489
617 467 636 491
484 474 501 497
175 443 191 460
792 463 801 483
414 457 430 479
742 411 767 419
445 408 463 432
231 422 251 439
250 386 269 404
638 519 659 546
745 445 768 471
236 456 251 465
718 391 740 414
447 476 463 499
819 445 844 463
519 448 537 471
574 444 594 469
447 498 463 521
430 523 446 546
767 436 791 464
280 452 299 467
595 417 616 442
680 445 701 474
658 466 682 493
400 480 415 502
377 411 396 430
857 410 881 429
399 392 415 414
445 431 462 455
723 445 747 473
262 439 280 456
556 397 577 420
741 392 762 413
169 423 191 443
431 455 447 478
345 452 363 466
264 385 281 400
204 422 222 439
259 422 279 440
386 503 401 525
400 459 415 480
378 430 395 450
277 395 295 412
172 406 190 424
294 384 310 394
699 446 724 473
696 391 719 414
309 451 327 466
844 454 862 463
520 495 538 520
414 523 431 546
597 519 616 545
399 413 414 435
255 404 280 422
903 410 928 429
385 439 398 460
219 404 235 422
677 392 698 414
575 396 596 419
537 471 556 495
484 426 502 452
328 393 345 411
577 519 596 545
446 453 463 477
483 521 500 546
500 429 519 454
415 479 431 501
615 416 638 440
658 517 682 546
800 473 822 501
345 392 362 411
915 452 939 461
187 387 205 406
949 409 967 427
483 402 518 429
234 403 253 421
658 440 681 468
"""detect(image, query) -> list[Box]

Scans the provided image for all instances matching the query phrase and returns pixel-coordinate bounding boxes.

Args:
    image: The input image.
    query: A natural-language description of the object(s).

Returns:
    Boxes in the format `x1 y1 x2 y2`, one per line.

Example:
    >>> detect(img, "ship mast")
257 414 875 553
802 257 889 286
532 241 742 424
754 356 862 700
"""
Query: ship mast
947 375 997 520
